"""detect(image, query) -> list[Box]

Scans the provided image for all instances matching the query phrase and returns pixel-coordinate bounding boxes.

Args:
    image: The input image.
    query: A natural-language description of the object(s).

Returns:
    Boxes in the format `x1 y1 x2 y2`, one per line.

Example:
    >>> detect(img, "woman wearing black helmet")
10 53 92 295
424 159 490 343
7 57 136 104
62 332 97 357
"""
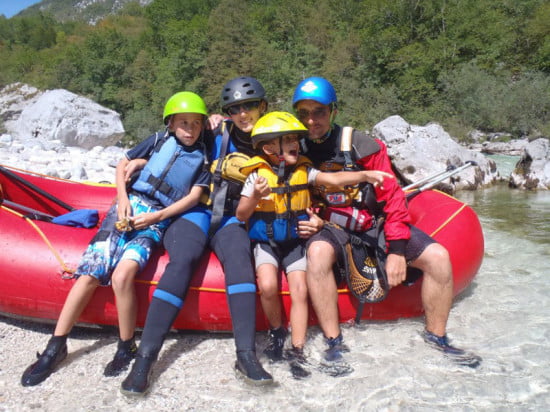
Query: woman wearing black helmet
206 76 273 384
120 77 273 388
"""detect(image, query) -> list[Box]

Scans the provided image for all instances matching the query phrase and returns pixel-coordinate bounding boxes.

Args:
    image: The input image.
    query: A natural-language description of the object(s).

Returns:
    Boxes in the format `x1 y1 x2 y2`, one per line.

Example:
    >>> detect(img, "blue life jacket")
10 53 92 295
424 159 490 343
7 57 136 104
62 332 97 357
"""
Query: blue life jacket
131 136 205 207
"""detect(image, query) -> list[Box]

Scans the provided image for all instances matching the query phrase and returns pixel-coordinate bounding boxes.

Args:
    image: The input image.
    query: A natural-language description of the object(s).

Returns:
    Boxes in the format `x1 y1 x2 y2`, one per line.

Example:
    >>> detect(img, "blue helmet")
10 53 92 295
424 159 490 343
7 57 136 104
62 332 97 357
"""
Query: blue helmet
292 76 337 107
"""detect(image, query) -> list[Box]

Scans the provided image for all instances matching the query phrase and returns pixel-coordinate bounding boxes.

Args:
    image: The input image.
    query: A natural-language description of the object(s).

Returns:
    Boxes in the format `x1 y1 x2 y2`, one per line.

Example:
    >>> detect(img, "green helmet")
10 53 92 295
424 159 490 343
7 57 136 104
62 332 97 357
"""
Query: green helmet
163 91 208 124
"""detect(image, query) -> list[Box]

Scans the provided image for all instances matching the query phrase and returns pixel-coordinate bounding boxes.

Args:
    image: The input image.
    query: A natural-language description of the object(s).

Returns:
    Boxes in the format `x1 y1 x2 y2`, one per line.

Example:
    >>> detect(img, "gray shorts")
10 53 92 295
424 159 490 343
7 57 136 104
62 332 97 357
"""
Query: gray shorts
253 240 307 274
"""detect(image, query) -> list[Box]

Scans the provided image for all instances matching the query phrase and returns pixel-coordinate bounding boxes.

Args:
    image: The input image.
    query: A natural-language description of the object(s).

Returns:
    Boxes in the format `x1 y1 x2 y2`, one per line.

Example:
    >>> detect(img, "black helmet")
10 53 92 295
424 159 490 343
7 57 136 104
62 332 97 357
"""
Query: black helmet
220 76 266 111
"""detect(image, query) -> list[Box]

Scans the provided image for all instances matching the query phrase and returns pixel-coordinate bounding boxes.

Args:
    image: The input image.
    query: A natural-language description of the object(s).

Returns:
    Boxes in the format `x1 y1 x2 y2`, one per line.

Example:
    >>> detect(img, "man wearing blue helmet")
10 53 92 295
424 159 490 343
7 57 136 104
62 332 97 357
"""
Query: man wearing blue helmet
293 77 481 368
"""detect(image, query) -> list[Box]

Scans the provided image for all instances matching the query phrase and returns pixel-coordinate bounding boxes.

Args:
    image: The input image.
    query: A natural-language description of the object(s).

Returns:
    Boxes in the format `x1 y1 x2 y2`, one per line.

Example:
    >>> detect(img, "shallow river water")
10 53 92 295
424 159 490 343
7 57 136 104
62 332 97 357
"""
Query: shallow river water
1 156 549 411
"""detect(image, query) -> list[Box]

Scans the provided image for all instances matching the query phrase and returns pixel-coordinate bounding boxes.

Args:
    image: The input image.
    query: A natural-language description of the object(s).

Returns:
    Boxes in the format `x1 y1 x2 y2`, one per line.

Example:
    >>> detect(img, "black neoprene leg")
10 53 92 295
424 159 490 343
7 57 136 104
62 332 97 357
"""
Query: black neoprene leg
210 223 257 352
137 219 207 358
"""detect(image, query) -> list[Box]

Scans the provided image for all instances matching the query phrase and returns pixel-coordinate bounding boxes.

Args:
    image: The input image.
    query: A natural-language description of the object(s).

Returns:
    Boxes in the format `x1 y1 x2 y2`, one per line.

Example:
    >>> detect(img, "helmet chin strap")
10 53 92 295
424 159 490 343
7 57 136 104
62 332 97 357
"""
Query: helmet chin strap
277 136 286 184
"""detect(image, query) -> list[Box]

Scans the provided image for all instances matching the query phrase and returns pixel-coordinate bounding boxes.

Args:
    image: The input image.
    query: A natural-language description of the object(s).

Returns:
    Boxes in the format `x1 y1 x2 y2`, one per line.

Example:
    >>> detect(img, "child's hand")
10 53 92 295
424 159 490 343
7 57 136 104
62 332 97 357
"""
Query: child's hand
363 170 394 189
130 211 159 230
117 197 133 221
253 176 271 198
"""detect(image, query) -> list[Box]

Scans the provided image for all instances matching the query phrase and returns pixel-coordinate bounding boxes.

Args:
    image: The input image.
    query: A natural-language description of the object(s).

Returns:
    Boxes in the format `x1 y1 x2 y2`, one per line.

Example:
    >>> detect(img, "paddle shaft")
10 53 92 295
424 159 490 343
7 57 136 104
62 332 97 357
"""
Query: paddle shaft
402 161 476 191
0 165 74 211
405 161 476 201
1 199 55 220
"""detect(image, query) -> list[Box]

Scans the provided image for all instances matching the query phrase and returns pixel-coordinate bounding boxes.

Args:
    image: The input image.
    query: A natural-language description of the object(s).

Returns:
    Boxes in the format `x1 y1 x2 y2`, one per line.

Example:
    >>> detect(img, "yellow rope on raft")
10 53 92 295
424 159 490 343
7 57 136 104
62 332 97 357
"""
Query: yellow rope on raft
429 203 467 237
0 204 76 276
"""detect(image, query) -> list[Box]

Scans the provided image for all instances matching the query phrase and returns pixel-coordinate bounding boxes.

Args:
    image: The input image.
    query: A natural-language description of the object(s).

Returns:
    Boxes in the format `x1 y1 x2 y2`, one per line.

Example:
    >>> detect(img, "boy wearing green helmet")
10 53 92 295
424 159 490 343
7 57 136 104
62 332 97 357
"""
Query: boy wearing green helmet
236 112 392 377
120 77 274 390
119 92 222 395
21 92 211 388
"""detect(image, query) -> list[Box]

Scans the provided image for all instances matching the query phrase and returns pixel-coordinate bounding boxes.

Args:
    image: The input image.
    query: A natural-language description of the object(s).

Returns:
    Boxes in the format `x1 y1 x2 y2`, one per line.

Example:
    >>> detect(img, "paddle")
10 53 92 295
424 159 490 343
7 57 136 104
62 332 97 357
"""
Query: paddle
0 166 99 228
0 165 75 211
404 161 477 201
1 198 56 221
0 182 55 221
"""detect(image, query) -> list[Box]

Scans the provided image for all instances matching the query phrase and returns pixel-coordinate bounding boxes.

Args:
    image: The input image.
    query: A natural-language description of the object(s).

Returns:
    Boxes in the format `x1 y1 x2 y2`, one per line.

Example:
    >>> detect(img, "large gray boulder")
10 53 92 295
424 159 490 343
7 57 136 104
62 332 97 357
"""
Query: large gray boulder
1 83 125 149
0 83 42 123
509 138 550 190
372 115 498 191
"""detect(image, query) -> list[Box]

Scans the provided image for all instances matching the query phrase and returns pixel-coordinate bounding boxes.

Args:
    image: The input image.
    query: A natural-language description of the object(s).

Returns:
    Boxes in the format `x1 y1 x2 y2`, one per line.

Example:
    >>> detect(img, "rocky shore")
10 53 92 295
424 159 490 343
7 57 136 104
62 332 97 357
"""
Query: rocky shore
2 82 549 191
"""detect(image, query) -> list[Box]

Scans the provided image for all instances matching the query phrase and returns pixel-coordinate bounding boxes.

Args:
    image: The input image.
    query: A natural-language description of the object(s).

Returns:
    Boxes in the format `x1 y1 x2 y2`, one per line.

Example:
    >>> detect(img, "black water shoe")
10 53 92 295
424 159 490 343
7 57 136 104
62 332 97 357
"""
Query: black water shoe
324 333 349 362
120 355 155 396
264 327 287 362
284 346 311 379
104 337 137 377
422 330 482 368
235 350 274 386
21 337 68 387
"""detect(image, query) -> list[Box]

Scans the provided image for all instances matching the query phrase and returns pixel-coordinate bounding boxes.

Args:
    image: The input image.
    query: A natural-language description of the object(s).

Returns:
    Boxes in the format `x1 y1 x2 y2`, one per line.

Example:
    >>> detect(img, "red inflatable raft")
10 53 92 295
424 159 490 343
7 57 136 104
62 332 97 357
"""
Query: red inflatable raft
0 164 484 331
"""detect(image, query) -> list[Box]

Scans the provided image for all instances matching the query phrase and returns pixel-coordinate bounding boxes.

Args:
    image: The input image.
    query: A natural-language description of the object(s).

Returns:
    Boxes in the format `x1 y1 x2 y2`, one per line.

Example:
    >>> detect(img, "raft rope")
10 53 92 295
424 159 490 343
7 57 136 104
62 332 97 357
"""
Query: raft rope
429 203 467 238
1 204 76 277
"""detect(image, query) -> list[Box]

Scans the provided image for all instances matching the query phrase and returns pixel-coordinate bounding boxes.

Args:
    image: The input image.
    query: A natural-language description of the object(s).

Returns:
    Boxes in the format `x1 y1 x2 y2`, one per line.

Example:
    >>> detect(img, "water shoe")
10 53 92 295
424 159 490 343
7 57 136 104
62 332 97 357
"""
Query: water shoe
284 347 311 379
104 337 138 377
120 355 155 396
422 330 482 368
324 333 350 362
21 339 68 387
263 327 288 362
235 350 274 386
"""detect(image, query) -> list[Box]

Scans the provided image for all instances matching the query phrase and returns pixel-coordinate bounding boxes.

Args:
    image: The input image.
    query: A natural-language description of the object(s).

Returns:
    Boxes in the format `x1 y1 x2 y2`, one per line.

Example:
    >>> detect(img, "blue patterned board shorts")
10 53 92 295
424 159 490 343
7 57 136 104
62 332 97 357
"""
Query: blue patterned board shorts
74 194 171 286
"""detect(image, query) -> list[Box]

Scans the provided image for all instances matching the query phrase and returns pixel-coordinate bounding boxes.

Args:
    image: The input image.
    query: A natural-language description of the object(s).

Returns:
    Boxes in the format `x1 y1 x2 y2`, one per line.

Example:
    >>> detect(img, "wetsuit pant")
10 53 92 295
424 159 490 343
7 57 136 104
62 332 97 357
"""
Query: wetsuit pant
210 223 257 353
137 218 207 358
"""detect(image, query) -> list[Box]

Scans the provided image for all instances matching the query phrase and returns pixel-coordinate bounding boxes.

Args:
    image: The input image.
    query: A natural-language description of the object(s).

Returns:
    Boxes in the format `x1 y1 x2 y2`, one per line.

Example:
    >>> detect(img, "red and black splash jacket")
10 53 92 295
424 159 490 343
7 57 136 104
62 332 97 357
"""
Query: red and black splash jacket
303 124 411 255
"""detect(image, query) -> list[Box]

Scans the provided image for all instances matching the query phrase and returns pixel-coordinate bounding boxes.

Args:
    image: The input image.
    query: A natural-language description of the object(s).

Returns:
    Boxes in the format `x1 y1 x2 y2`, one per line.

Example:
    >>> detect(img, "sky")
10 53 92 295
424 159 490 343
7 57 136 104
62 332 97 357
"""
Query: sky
0 0 42 18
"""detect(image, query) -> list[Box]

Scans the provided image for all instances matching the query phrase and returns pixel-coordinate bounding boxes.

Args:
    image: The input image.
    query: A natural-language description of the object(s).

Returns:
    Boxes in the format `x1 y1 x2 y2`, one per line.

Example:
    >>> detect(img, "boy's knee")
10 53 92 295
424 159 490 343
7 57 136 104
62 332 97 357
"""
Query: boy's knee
292 285 308 303
111 266 136 291
257 274 279 297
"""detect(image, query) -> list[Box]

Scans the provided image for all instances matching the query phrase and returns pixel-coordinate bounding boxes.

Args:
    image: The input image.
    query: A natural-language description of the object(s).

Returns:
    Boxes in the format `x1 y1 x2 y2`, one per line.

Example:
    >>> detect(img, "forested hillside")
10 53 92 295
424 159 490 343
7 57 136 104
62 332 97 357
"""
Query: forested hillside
1 0 548 144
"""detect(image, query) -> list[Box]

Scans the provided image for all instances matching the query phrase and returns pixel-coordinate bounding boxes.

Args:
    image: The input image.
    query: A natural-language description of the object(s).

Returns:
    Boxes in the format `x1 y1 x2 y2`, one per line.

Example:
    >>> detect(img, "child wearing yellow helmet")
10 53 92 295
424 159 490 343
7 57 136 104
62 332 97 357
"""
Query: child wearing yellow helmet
22 92 211 389
236 112 393 376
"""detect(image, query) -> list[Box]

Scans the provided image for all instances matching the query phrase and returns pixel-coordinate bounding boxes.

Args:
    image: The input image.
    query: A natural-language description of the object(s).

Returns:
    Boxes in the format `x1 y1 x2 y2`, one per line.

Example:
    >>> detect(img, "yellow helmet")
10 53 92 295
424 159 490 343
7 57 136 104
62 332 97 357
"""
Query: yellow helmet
251 111 308 149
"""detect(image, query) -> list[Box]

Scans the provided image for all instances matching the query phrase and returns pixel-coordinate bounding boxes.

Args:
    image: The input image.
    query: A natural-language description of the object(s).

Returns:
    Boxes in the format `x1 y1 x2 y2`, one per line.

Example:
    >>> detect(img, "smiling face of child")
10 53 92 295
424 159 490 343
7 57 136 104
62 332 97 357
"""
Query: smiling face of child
263 134 301 166
169 113 204 146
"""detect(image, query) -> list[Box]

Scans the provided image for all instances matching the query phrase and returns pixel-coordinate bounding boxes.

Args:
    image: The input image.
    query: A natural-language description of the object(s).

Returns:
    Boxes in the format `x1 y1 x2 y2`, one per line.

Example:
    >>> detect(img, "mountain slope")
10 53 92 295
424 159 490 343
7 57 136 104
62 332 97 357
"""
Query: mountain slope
18 0 153 24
